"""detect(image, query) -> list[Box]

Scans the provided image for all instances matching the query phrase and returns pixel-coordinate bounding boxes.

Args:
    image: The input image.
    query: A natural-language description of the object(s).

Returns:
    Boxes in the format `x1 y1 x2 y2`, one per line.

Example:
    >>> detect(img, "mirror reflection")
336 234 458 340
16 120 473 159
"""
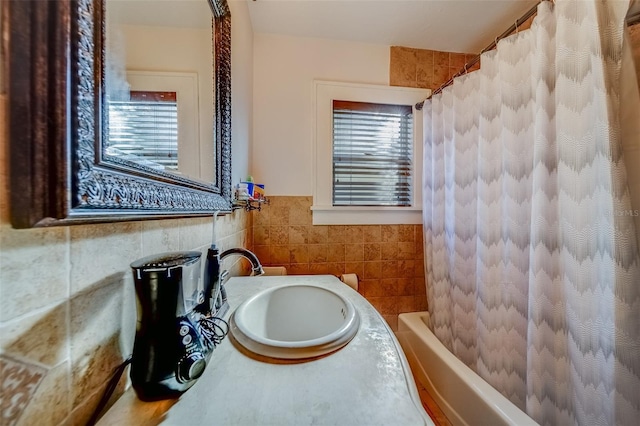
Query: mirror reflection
104 0 215 184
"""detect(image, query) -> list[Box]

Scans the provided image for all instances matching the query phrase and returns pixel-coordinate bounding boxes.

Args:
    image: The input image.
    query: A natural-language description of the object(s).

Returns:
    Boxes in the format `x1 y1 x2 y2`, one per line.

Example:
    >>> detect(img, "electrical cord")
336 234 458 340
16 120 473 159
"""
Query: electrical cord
86 356 133 426
197 316 229 351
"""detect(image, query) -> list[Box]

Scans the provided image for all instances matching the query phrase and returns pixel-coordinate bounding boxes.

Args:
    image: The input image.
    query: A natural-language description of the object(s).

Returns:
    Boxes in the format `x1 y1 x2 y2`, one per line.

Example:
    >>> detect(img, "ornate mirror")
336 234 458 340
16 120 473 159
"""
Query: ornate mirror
7 0 232 228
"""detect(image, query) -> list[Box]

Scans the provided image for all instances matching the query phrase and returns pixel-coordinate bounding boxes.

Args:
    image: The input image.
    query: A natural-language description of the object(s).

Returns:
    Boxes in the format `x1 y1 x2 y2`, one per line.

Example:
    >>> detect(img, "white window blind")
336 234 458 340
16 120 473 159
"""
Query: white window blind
332 100 413 206
107 91 179 171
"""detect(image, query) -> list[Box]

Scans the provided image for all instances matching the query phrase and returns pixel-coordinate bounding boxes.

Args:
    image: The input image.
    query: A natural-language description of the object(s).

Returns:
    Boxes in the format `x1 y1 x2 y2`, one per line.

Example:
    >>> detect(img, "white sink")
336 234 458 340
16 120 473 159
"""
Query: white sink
230 284 360 359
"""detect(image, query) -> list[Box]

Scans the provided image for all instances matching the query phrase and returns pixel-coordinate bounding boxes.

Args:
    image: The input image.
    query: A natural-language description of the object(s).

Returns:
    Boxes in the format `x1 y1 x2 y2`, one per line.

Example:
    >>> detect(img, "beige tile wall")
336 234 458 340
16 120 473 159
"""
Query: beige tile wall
0 94 253 425
251 196 427 330
389 15 538 92
390 46 477 90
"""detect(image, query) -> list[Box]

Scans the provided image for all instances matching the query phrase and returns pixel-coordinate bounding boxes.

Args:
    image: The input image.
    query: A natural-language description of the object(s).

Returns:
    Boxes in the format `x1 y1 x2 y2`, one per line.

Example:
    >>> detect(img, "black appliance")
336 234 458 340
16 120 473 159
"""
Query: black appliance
129 251 213 401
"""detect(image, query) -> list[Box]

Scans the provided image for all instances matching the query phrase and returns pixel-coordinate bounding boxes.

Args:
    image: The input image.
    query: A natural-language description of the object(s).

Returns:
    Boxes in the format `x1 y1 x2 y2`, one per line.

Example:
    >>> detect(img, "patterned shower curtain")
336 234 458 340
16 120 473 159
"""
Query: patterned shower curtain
422 1 640 425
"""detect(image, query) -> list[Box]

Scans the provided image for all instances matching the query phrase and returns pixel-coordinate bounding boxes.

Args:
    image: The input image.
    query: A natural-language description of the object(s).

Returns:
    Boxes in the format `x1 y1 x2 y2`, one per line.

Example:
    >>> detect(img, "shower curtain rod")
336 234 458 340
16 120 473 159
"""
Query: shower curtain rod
415 0 640 110
415 0 546 110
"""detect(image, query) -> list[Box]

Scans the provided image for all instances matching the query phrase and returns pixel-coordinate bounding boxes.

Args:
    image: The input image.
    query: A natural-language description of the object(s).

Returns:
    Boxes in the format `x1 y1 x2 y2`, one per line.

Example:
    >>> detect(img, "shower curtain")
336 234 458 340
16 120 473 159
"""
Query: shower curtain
422 1 640 425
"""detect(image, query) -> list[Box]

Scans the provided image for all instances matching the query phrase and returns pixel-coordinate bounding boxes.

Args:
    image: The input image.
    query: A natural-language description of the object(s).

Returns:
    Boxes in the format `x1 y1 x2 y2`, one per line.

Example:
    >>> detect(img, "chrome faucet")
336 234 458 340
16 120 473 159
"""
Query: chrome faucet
220 248 265 276
199 246 264 315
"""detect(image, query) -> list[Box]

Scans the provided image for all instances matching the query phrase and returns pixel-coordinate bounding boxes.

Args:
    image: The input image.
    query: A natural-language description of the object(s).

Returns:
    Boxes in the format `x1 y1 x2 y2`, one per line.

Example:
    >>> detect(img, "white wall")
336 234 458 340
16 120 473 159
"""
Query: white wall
252 34 390 195
229 0 253 185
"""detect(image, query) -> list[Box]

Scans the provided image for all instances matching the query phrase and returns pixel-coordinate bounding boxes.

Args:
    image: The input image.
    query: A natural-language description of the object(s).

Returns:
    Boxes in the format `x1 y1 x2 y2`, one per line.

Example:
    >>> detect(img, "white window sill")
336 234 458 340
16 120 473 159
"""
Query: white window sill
311 205 422 225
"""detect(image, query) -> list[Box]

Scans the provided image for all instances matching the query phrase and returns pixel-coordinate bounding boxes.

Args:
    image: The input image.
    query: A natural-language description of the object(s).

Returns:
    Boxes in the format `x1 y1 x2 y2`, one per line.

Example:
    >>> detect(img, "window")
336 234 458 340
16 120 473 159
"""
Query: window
313 81 429 225
107 91 179 171
104 71 203 180
332 101 413 206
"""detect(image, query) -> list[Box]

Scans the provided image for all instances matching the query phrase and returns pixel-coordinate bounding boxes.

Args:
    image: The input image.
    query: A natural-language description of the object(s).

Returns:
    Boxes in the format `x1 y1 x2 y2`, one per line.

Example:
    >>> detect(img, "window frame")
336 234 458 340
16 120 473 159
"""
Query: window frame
312 80 429 225
117 71 203 180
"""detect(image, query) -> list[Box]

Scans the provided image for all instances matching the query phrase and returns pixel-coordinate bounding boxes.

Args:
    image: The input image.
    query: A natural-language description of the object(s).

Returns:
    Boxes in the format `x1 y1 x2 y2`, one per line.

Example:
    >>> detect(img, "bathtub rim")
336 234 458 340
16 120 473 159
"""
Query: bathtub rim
397 311 538 426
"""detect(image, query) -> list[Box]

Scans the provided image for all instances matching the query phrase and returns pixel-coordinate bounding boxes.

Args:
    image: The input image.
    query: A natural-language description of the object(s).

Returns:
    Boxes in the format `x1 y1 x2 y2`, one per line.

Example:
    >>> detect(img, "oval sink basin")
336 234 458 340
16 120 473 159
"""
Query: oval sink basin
230 284 360 359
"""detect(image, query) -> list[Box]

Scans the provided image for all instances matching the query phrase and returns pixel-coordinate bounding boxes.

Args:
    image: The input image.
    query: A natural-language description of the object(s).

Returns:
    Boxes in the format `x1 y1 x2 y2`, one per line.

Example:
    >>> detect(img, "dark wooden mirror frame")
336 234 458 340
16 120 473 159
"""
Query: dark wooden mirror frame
7 0 232 228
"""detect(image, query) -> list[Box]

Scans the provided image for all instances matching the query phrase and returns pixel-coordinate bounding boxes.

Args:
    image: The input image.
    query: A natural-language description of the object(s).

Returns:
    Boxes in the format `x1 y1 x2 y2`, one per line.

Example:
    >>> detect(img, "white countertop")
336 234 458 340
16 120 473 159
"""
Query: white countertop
98 275 432 426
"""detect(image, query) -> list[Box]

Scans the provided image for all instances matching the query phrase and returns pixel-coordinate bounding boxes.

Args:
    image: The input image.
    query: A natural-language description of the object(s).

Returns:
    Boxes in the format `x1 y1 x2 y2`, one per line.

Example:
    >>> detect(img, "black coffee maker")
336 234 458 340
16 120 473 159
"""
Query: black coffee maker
129 251 214 401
